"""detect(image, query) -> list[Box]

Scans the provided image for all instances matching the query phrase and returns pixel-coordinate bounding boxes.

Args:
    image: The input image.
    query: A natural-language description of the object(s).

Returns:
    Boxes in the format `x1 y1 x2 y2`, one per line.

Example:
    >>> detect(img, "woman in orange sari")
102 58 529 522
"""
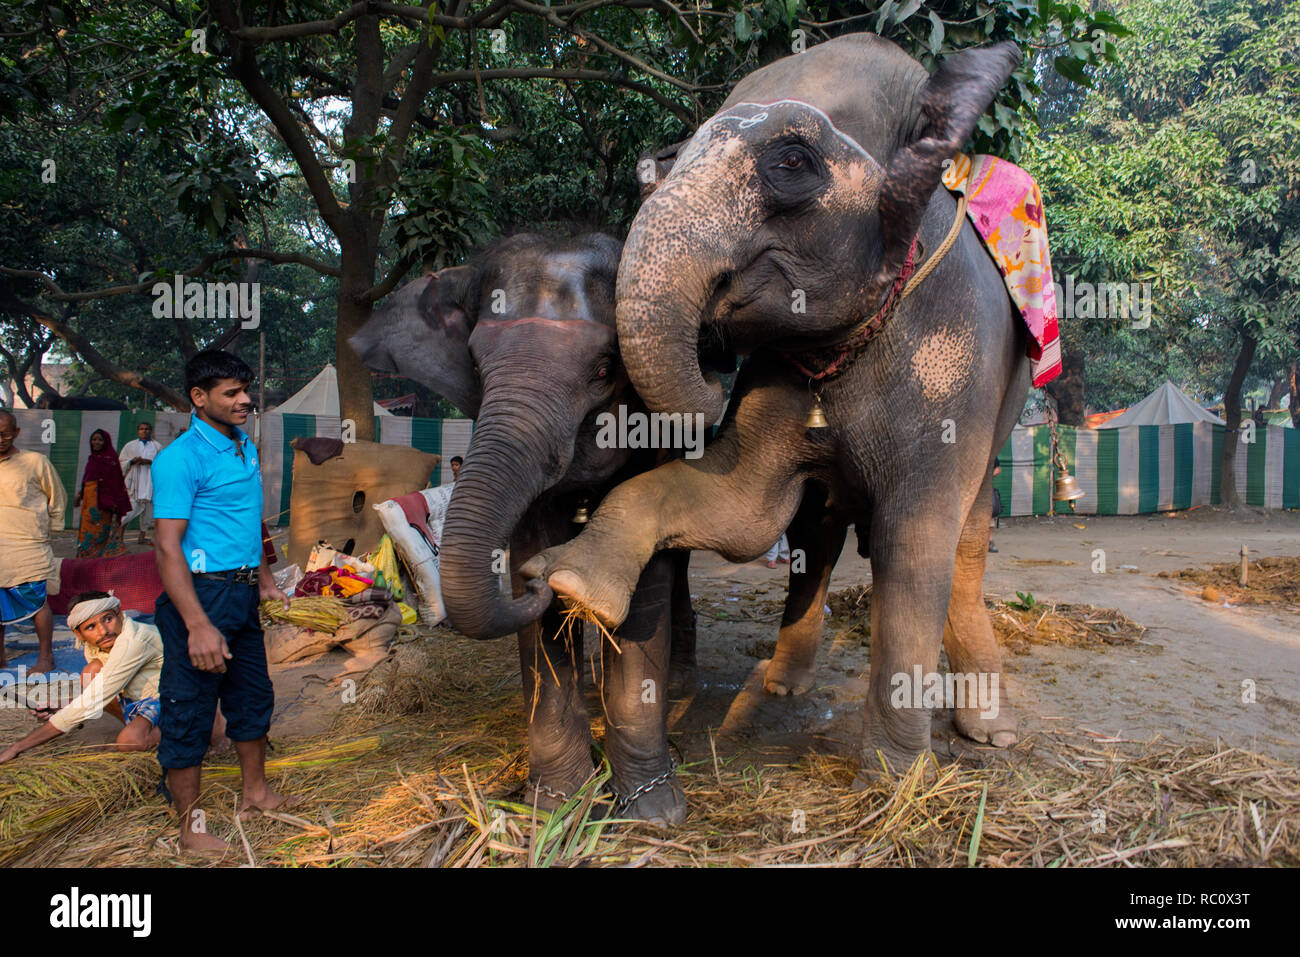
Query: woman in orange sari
74 429 132 558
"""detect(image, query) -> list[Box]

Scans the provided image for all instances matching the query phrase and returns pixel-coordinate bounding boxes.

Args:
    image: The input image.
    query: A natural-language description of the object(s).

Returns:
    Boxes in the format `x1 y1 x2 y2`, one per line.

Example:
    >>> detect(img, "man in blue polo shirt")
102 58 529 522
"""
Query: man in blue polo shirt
152 349 292 855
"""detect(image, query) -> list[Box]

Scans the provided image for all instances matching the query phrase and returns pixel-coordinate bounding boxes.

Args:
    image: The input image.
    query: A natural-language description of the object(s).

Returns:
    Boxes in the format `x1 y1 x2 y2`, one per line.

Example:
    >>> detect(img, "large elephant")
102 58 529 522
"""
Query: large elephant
351 232 840 825
525 35 1029 777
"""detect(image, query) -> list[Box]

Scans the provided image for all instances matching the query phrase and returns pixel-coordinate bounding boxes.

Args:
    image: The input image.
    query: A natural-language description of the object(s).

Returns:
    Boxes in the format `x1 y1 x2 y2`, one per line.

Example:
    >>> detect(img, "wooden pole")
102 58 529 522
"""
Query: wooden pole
1239 544 1248 587
257 330 265 453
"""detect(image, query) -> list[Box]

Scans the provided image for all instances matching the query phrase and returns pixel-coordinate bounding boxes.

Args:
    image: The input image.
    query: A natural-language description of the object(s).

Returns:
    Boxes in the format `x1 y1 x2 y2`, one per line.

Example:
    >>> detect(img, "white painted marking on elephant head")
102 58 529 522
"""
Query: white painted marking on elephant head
670 100 885 212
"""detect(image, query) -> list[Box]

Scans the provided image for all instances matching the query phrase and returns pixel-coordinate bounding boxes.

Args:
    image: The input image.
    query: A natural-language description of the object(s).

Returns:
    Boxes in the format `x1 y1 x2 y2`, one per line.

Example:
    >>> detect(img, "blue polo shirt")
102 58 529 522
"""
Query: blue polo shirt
152 413 263 572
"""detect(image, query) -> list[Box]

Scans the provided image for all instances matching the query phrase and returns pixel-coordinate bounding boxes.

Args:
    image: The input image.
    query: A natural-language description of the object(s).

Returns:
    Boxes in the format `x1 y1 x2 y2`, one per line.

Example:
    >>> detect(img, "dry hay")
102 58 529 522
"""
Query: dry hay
819 585 1144 654
1165 555 1300 609
989 600 1146 654
0 605 1283 869
356 627 441 715
6 703 1296 867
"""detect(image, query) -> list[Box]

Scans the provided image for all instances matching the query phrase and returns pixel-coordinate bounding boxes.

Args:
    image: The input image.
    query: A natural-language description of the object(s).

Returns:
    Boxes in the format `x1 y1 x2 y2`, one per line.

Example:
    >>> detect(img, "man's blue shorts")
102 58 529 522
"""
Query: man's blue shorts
155 575 274 770
120 694 161 727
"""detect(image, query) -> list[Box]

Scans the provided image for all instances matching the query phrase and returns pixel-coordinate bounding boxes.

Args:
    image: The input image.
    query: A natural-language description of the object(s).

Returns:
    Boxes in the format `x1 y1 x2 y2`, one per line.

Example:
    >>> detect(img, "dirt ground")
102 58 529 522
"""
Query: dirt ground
7 507 1296 767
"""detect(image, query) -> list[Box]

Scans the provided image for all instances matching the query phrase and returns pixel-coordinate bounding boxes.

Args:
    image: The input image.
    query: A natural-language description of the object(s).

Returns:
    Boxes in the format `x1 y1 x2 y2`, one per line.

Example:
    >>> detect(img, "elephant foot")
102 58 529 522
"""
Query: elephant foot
851 746 934 790
615 771 687 827
954 704 1019 749
522 766 596 813
762 654 817 696
548 569 632 631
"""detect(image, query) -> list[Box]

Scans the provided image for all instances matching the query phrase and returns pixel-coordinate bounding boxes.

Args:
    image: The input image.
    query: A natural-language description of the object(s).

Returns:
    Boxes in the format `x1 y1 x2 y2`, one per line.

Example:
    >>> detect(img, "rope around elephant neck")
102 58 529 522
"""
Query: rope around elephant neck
781 189 970 382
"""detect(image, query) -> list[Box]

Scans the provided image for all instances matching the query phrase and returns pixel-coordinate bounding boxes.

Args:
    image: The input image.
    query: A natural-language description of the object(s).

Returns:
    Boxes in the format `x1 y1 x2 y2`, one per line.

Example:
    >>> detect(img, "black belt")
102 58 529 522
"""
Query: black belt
194 567 258 585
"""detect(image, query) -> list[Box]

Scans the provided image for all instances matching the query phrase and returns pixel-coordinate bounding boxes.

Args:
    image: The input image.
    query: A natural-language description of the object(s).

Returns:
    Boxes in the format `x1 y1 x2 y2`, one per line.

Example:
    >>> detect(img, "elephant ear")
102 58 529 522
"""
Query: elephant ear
636 136 693 199
875 41 1022 282
349 265 482 418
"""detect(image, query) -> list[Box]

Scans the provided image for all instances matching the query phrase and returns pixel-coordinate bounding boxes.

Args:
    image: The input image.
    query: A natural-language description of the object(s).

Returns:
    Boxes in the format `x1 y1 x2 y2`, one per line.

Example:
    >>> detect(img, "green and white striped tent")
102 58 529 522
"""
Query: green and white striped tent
993 422 1299 516
10 410 1295 527
7 408 469 527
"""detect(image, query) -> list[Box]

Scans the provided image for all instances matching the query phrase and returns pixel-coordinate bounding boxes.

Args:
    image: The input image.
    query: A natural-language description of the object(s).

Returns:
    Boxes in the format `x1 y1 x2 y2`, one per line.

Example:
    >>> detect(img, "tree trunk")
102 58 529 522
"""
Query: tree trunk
1266 375 1287 411
337 251 376 442
1219 329 1257 509
1291 361 1300 430
1045 340 1087 425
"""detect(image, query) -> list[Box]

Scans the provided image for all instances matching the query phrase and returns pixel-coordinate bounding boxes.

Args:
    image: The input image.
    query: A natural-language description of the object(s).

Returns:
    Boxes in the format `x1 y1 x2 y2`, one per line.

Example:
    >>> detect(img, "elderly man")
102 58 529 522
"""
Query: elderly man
0 591 163 762
0 408 65 673
120 420 161 545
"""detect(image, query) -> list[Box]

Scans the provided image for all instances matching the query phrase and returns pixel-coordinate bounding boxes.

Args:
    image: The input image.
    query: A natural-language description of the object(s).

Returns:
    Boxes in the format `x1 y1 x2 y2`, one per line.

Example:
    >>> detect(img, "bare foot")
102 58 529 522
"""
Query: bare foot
238 787 298 821
178 829 232 856
207 734 232 756
30 655 56 675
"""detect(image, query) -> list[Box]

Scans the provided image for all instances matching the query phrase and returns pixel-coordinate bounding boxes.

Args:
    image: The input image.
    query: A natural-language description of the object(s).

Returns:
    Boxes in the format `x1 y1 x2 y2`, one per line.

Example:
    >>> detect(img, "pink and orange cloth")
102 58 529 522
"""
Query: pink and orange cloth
942 153 1062 387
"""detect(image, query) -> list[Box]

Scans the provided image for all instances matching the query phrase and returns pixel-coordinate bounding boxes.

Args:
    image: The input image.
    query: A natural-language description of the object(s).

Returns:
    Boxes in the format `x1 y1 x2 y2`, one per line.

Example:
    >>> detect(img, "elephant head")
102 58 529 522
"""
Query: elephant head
350 233 633 639
615 35 1022 421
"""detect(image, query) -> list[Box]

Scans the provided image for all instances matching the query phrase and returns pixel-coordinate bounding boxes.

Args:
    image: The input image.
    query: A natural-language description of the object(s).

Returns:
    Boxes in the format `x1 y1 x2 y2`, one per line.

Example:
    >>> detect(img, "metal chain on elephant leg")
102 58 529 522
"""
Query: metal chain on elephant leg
527 780 573 803
613 758 679 815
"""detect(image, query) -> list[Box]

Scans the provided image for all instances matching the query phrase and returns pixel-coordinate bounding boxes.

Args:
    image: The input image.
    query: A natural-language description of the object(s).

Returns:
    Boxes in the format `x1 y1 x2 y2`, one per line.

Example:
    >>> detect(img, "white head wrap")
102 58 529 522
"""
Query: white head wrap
68 593 122 633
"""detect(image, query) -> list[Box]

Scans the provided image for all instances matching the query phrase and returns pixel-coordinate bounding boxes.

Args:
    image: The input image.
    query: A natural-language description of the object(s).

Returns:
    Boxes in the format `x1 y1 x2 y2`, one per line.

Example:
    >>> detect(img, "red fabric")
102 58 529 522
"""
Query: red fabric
296 567 337 597
261 522 278 566
82 429 132 514
392 490 438 551
51 553 163 615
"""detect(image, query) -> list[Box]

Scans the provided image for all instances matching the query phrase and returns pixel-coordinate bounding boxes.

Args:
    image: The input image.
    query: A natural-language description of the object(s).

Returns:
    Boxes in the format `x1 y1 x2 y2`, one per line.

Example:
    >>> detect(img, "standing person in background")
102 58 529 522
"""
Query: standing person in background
0 409 64 674
449 455 463 482
74 429 131 558
120 421 160 545
152 350 292 856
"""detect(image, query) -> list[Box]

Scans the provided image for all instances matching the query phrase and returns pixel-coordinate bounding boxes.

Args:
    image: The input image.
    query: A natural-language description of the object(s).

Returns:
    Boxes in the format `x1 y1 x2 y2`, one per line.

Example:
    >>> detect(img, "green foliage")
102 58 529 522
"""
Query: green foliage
1027 0 1300 410
1006 590 1037 610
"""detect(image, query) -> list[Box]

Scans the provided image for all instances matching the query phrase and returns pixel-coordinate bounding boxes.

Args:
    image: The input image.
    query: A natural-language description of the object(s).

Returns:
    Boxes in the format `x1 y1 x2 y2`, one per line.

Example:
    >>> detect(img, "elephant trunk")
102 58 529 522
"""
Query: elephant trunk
439 394 564 639
615 194 729 423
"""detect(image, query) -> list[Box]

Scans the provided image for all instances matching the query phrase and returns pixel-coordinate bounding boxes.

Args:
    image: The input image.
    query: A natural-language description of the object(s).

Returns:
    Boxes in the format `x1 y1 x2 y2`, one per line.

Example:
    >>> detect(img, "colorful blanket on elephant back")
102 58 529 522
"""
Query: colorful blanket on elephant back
942 153 1062 387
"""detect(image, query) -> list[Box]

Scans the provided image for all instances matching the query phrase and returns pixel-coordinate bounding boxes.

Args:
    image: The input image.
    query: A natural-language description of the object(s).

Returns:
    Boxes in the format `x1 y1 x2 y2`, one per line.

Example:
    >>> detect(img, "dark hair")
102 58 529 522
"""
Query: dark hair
68 590 112 607
451 456 464 466
186 350 253 397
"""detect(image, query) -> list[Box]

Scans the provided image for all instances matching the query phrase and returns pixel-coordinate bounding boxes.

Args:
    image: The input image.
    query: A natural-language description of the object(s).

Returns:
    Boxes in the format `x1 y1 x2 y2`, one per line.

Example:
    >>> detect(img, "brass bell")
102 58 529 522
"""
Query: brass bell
572 502 590 524
1053 472 1085 505
804 394 829 430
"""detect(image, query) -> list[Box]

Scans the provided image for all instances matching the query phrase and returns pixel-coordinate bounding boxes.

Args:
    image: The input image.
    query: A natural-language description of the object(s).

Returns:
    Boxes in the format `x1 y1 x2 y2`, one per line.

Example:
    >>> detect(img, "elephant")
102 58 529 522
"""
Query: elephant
523 34 1029 779
350 232 842 825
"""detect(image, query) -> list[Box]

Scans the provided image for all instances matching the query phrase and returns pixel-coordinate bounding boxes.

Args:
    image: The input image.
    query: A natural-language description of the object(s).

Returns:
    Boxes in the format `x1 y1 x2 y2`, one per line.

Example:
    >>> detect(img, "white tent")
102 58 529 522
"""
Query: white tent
1098 381 1224 428
268 363 392 417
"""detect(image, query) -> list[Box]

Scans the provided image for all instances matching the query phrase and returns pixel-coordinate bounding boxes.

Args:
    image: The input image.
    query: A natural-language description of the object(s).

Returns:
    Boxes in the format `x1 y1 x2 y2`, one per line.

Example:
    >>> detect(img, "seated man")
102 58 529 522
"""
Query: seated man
0 591 223 762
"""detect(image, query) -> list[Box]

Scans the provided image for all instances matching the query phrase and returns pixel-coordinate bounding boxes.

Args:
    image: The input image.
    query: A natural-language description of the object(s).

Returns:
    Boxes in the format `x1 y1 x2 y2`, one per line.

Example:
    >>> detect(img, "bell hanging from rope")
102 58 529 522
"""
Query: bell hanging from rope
804 393 829 430
572 501 590 524
1053 471 1085 506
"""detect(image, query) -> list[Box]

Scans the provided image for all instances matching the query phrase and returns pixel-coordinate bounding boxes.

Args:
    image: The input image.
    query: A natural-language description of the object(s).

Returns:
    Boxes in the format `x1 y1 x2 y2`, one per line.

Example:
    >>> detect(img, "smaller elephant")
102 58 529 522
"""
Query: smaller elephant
351 232 843 825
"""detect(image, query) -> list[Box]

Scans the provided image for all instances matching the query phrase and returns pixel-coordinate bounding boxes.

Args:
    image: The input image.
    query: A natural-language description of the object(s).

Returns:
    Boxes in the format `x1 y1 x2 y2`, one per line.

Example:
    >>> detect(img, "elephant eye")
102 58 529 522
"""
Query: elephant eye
778 150 805 170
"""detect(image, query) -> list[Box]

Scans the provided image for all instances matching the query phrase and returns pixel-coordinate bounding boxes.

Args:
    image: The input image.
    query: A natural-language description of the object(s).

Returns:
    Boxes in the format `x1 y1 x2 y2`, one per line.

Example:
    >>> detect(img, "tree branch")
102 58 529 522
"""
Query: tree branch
211 0 347 239
0 288 188 410
0 247 340 303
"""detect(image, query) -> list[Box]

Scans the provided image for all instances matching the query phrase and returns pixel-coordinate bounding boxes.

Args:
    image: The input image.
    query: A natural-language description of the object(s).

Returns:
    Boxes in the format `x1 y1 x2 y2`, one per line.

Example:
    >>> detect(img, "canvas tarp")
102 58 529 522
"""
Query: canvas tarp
1099 381 1225 428
285 439 440 569
268 364 392 417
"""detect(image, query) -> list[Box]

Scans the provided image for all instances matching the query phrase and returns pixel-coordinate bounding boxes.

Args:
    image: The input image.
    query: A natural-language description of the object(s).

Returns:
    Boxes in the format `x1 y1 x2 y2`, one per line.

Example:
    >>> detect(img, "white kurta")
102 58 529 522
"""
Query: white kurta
118 438 158 502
